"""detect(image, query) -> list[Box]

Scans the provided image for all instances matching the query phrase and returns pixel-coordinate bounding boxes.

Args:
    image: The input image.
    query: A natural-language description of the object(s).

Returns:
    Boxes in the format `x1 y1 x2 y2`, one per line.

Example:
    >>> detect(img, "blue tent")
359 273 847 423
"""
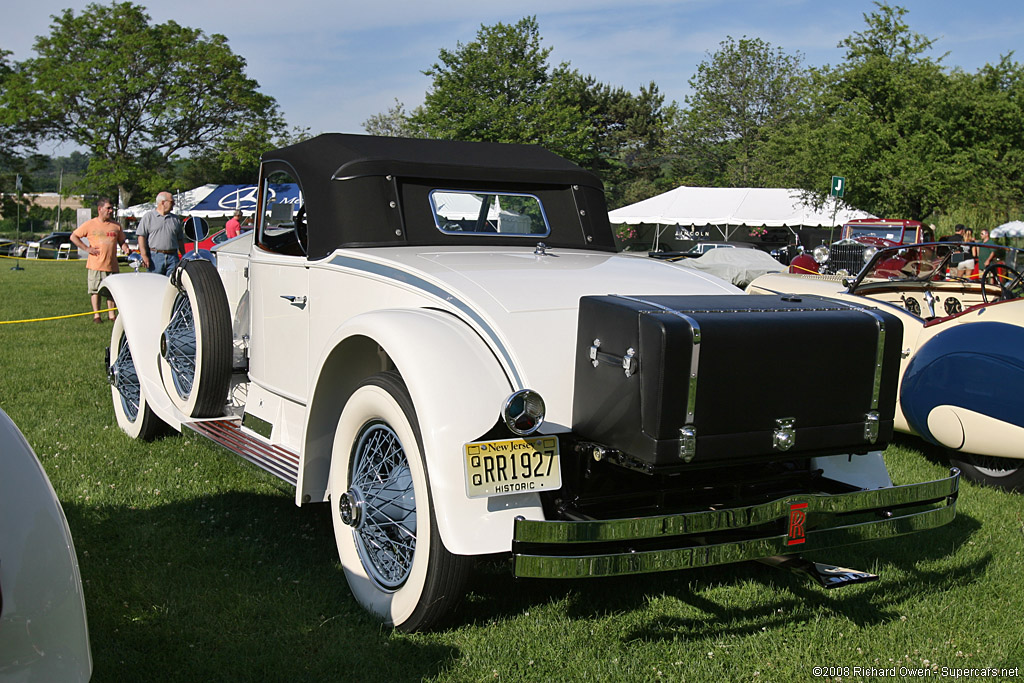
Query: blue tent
186 183 301 218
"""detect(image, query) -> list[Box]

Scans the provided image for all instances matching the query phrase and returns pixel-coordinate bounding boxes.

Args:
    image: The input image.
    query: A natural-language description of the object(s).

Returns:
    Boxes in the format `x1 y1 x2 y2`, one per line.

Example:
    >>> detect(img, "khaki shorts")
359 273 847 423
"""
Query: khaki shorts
87 269 115 295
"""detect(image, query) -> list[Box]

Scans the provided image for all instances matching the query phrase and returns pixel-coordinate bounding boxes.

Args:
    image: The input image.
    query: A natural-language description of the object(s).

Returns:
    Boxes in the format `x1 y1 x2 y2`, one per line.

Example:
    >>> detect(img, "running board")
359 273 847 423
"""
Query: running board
756 555 879 589
183 418 299 487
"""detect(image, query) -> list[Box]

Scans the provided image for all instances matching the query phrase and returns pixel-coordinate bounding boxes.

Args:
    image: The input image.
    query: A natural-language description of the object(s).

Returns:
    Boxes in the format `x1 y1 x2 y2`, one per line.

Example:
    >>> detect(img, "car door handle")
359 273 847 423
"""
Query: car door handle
280 295 307 305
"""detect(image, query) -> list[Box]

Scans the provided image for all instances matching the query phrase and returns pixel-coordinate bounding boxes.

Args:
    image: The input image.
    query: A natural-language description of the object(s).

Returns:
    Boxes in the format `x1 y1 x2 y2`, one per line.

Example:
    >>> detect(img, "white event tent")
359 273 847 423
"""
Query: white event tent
608 186 872 249
992 220 1024 238
119 184 218 219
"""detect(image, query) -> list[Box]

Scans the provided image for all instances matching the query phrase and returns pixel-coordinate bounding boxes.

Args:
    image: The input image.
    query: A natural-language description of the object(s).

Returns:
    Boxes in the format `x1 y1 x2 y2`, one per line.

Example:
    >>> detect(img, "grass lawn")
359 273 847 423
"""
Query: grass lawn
1 255 1022 682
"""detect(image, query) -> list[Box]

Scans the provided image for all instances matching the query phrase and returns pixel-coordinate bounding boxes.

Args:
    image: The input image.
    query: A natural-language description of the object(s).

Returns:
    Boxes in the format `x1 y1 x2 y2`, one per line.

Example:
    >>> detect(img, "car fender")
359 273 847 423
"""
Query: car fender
0 408 92 680
100 272 186 430
301 307 548 556
902 321 1024 456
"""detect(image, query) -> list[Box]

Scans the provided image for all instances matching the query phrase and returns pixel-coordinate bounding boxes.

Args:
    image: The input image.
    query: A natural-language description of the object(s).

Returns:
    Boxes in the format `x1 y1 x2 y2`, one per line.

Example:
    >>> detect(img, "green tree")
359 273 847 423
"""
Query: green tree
410 16 593 163
767 3 955 219
938 56 1024 225
671 36 808 188
568 76 676 207
363 99 417 138
0 48 38 205
10 2 284 208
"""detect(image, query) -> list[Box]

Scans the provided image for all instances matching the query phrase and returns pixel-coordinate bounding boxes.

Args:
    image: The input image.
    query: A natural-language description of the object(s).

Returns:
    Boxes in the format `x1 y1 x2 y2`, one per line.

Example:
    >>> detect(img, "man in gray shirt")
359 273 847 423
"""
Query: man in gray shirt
137 191 185 275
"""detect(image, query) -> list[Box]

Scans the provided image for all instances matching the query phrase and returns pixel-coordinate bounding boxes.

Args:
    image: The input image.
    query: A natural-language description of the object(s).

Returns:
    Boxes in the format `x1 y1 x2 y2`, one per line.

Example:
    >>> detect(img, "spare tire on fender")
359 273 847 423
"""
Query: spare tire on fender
158 259 232 418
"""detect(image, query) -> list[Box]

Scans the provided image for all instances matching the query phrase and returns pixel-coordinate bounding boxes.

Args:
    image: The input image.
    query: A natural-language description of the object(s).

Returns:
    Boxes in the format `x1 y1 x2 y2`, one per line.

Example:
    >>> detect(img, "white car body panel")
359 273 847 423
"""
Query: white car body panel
0 409 91 681
316 247 738 427
104 244 739 555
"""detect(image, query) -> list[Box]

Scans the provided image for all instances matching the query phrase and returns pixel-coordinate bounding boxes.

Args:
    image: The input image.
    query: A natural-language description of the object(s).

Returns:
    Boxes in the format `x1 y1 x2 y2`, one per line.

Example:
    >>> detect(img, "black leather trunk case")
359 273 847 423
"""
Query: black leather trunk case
571 294 902 467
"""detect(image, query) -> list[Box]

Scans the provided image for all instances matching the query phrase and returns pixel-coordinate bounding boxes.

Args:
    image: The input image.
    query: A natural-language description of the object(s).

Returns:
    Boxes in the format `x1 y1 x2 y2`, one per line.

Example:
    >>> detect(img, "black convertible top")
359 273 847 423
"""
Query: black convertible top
259 134 615 258
263 133 604 188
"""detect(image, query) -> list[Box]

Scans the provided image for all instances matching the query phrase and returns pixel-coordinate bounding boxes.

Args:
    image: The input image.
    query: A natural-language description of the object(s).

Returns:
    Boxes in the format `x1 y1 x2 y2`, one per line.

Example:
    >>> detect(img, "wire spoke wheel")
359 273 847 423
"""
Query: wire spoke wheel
111 332 142 421
108 316 166 440
162 293 198 400
330 372 470 631
350 422 417 588
157 259 232 418
950 451 1024 492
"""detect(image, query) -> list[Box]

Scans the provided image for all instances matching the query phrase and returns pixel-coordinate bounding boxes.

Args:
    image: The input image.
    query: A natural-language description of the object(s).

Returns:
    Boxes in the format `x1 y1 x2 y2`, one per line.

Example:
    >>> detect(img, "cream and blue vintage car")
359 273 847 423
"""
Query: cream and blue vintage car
102 134 958 630
750 241 1024 492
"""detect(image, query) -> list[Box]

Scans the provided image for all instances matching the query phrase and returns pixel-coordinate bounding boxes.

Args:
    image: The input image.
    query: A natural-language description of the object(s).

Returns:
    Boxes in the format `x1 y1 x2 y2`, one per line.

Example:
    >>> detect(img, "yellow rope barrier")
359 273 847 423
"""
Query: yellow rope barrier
0 307 117 325
0 252 83 262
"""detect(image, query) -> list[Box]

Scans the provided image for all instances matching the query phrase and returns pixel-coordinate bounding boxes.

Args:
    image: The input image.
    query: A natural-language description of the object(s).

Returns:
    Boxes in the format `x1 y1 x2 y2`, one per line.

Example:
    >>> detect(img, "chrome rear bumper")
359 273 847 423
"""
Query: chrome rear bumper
512 468 959 579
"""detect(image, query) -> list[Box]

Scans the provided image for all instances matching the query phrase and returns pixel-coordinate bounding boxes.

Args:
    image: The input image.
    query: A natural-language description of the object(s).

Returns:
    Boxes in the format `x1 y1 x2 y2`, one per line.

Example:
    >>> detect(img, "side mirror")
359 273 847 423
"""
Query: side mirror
183 215 210 242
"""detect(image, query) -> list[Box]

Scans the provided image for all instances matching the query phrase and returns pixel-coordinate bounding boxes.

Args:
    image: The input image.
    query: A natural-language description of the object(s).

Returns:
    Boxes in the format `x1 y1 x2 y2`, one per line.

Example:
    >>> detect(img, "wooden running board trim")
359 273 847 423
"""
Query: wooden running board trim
184 418 299 487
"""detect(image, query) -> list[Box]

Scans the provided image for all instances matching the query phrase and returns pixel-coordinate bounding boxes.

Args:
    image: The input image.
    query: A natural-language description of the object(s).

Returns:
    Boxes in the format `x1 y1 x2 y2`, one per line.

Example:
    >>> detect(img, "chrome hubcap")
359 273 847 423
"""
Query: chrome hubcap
339 488 364 528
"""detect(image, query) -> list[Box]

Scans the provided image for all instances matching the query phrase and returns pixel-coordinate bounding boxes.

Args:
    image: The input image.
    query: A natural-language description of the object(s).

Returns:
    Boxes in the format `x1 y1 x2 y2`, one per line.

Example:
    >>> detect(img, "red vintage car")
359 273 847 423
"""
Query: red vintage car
791 219 935 275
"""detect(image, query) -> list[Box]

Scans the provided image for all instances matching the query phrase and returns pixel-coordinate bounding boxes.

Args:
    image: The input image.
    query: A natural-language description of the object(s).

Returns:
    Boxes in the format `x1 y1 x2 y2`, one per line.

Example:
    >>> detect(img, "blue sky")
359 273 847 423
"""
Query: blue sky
3 0 1023 154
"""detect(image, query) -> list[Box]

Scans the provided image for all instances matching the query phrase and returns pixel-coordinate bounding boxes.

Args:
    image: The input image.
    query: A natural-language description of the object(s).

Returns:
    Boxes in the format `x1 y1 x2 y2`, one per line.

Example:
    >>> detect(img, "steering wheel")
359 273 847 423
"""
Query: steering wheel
981 262 1024 303
294 205 308 255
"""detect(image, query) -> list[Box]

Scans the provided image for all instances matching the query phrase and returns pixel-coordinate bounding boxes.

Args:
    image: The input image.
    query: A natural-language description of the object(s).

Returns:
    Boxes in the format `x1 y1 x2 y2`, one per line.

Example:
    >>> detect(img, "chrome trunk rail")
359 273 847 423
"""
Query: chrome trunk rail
512 468 959 579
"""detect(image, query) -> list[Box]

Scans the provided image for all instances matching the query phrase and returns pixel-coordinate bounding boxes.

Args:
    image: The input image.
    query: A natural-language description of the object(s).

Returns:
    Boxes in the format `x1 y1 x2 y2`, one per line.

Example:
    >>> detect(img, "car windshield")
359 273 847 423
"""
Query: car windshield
851 241 1020 288
846 226 905 242
430 190 549 236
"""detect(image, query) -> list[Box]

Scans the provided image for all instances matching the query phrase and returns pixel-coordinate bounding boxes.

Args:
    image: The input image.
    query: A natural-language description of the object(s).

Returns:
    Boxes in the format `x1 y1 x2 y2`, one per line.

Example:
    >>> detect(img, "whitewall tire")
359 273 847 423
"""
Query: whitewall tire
158 259 232 418
330 372 470 631
108 316 166 439
949 453 1024 492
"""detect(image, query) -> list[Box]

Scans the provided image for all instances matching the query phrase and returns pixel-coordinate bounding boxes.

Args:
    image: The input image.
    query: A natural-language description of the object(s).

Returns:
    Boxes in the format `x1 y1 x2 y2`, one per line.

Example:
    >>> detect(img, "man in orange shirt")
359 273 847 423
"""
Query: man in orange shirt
71 197 130 323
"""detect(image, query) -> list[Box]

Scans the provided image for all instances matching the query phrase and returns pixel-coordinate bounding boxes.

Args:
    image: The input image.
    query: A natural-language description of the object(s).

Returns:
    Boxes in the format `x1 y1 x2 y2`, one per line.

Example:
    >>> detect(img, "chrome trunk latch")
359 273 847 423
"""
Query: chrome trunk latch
864 411 880 444
679 426 696 462
773 418 796 451
622 348 637 377
589 339 601 367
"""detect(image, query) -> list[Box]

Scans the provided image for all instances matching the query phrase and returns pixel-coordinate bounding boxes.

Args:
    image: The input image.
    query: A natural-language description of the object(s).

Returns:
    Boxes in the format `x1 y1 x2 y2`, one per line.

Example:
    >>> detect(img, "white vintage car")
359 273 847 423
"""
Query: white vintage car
0 408 91 680
750 241 1024 492
102 134 959 631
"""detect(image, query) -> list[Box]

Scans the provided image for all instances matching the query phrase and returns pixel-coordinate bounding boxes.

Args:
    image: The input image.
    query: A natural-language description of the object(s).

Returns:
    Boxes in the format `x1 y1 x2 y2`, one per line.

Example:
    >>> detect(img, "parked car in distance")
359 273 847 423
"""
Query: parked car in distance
750 241 1024 491
32 231 80 259
182 228 233 254
0 407 92 680
101 134 959 631
790 219 935 276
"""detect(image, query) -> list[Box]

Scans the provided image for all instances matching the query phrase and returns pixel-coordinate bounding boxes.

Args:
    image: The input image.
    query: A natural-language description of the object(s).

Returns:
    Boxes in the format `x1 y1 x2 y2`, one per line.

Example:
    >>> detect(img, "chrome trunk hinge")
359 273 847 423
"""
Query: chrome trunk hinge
773 418 796 451
864 410 880 444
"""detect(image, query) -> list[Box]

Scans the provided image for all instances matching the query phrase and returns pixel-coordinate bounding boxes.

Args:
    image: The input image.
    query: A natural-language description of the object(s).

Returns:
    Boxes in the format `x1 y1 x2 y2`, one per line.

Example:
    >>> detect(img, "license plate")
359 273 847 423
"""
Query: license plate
464 436 561 499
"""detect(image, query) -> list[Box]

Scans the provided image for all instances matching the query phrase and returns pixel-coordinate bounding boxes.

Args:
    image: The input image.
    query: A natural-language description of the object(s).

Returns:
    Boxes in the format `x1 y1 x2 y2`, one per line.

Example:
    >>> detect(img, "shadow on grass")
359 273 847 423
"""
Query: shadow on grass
57 443 988 680
450 507 985 641
892 432 954 470
63 492 458 683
